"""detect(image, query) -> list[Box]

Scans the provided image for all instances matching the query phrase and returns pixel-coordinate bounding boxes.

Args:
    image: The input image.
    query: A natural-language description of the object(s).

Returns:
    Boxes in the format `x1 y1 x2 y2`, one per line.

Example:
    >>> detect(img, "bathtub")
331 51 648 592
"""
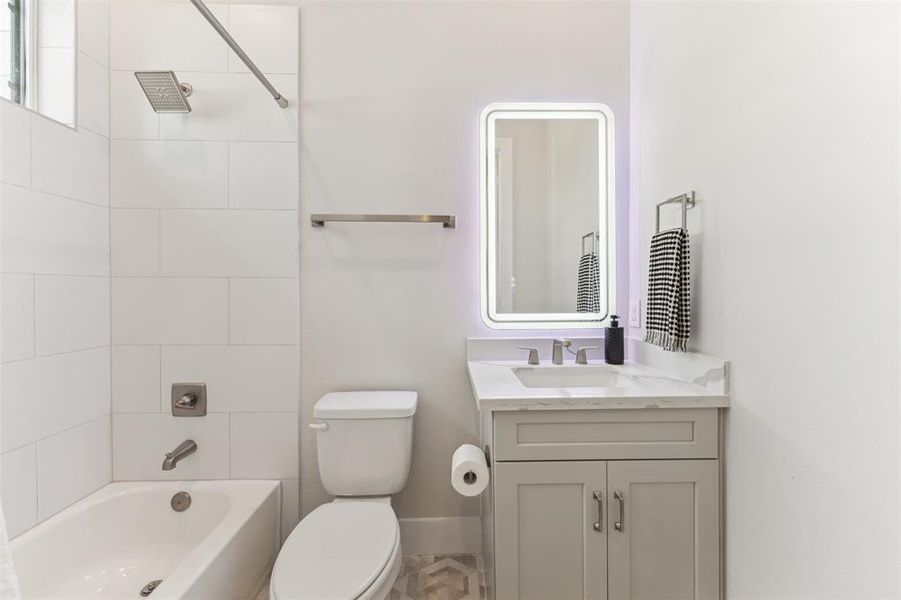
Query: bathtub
11 480 281 600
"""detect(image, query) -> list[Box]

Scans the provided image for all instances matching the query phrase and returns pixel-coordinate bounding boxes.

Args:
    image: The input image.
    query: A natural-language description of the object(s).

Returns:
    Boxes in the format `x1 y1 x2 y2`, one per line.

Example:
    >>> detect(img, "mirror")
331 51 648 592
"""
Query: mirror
480 103 615 329
2 0 76 126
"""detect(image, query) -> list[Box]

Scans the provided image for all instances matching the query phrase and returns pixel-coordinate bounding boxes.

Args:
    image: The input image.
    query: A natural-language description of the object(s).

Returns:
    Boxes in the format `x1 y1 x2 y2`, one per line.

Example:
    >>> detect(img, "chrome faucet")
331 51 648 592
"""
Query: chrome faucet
162 440 197 471
552 339 571 365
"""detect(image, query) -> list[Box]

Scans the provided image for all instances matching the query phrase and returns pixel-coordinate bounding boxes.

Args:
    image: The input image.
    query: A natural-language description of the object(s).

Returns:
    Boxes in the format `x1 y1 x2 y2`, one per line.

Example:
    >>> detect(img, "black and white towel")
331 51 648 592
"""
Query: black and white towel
577 252 601 313
645 228 690 351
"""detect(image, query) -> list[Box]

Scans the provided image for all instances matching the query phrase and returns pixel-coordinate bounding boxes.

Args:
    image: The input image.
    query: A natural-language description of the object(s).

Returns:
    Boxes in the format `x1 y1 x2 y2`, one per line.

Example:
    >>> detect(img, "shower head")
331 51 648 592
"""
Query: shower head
134 71 193 114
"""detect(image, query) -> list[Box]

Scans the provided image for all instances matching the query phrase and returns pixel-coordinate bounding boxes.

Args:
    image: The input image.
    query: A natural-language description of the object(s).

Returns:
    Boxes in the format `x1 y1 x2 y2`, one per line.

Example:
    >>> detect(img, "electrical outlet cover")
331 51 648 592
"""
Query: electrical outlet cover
628 299 641 327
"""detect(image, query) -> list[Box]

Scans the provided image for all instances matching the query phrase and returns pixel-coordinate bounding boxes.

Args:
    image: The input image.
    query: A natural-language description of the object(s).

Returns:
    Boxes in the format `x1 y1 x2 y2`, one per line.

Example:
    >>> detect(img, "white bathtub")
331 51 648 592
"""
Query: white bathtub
11 480 280 600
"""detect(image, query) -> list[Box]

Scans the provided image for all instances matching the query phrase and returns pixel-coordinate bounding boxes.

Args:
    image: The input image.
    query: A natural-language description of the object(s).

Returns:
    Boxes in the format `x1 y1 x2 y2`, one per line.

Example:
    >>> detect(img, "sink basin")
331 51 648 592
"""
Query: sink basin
513 366 639 389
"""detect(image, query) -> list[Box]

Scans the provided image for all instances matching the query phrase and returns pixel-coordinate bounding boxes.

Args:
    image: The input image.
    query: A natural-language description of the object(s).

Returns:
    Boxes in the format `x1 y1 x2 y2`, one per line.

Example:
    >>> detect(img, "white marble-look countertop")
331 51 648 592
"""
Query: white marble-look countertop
466 339 729 412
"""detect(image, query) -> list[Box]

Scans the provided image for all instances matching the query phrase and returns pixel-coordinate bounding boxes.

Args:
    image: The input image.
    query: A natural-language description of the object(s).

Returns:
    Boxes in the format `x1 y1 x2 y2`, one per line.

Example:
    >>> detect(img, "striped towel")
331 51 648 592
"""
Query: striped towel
577 252 600 313
645 228 690 351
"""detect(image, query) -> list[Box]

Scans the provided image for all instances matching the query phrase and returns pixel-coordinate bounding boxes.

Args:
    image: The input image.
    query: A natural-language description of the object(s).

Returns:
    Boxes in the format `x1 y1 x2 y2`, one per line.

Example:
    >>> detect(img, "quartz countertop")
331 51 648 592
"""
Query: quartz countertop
467 358 729 412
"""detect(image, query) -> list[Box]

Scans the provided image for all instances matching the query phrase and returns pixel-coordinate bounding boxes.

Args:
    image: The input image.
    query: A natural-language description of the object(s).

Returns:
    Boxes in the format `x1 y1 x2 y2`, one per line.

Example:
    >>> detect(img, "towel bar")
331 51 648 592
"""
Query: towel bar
655 192 695 233
311 214 456 229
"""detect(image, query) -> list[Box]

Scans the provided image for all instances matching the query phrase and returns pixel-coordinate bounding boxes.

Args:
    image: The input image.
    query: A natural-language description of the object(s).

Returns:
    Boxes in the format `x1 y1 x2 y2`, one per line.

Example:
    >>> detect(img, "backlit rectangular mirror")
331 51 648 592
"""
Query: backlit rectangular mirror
3 0 76 126
480 103 615 329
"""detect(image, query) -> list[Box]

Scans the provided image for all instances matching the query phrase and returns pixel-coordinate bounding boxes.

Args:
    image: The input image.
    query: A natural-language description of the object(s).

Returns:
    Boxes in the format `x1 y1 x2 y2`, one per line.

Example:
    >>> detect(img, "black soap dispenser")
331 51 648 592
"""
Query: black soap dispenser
604 314 624 365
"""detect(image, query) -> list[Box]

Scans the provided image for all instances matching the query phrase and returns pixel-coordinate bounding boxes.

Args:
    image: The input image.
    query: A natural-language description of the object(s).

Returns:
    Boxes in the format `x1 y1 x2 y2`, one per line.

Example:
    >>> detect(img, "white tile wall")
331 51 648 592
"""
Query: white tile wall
109 3 300 538
226 5 298 74
112 346 161 413
111 140 228 208
0 0 111 537
0 101 31 186
112 413 229 480
159 346 299 412
31 115 109 205
78 0 110 66
36 415 111 520
158 73 298 142
110 3 229 72
110 71 159 139
0 185 109 275
230 413 298 478
1 347 110 453
111 209 160 275
34 276 110 355
77 53 111 137
1 274 35 362
228 142 297 209
279 478 300 543
160 210 297 277
228 278 298 344
1 445 37 537
111 277 228 345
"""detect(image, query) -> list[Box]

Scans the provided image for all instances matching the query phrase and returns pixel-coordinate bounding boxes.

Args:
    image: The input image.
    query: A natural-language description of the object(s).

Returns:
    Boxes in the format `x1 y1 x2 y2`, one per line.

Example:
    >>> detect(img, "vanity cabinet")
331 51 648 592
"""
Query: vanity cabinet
494 461 608 600
488 408 721 600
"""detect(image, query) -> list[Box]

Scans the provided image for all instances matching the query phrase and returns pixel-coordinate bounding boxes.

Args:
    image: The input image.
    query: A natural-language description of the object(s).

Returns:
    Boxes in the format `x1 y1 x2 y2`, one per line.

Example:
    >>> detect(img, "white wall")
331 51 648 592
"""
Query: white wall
107 2 301 540
630 2 899 596
299 0 630 520
0 0 111 537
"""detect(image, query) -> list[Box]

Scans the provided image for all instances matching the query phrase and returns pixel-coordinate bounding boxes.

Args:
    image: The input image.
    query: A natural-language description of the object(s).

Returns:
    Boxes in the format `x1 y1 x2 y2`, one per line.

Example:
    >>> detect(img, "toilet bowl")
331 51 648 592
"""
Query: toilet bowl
270 391 417 600
270 499 402 600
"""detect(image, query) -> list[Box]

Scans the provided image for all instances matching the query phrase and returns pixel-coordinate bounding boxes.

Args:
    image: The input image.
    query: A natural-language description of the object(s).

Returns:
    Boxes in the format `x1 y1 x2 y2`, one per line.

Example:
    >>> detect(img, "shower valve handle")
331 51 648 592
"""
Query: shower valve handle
176 393 197 408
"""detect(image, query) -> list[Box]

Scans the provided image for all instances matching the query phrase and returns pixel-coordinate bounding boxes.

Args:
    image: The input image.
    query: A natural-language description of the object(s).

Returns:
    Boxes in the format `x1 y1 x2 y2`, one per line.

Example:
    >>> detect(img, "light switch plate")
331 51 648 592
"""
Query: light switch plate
171 383 207 417
628 299 641 327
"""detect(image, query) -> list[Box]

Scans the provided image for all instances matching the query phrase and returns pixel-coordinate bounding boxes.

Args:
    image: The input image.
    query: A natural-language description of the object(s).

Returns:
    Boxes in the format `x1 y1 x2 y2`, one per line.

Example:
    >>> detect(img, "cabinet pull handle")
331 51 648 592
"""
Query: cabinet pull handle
592 491 603 532
614 490 625 531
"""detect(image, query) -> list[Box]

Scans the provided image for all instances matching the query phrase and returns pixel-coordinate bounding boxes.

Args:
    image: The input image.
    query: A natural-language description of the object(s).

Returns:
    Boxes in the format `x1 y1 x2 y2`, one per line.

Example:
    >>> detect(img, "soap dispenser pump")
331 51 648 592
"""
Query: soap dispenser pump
604 314 624 365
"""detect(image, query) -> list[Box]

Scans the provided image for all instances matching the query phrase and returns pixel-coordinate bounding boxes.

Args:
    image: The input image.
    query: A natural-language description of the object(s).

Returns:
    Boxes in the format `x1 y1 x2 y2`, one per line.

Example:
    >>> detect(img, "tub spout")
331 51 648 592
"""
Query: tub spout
162 440 197 471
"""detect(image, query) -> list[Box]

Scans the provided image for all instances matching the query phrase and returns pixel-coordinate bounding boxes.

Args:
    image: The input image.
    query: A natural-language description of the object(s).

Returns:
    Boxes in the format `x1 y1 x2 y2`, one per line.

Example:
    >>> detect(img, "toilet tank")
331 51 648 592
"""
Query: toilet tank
312 391 417 497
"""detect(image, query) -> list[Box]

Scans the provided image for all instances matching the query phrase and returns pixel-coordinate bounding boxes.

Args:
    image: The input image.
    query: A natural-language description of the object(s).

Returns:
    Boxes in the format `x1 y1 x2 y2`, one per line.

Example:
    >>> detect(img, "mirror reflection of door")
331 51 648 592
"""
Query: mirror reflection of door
496 139 515 312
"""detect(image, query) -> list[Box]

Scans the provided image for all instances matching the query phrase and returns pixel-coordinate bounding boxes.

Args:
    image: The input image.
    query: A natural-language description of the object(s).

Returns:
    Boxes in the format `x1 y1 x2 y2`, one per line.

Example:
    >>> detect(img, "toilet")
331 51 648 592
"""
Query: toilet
270 391 417 600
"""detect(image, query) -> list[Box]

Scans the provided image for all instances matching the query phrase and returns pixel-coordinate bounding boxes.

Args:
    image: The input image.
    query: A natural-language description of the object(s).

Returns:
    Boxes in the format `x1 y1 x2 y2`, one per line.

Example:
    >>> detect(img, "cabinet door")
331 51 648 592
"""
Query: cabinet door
494 461 607 600
607 460 719 600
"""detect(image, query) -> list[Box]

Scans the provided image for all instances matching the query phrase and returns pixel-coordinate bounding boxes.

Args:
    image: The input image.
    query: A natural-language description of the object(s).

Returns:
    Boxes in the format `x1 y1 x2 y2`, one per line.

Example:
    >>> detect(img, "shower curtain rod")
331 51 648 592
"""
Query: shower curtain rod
189 0 289 109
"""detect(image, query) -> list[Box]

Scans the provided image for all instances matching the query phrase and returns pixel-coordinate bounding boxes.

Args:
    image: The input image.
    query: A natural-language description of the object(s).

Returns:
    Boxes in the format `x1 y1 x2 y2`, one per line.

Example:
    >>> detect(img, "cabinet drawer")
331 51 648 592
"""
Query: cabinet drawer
493 409 717 461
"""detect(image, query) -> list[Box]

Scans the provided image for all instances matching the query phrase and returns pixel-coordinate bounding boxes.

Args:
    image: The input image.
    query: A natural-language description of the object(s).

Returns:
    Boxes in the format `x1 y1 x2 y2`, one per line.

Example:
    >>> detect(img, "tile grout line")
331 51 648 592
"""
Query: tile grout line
1 179 112 209
157 208 162 277
158 344 163 415
4 413 111 457
1 344 109 366
31 275 37 360
108 55 114 483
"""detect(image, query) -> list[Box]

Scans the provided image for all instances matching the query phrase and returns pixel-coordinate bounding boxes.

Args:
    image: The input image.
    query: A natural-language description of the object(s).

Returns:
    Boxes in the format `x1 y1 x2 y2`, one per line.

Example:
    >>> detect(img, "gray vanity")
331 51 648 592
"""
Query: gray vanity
472 103 727 598
467 338 729 600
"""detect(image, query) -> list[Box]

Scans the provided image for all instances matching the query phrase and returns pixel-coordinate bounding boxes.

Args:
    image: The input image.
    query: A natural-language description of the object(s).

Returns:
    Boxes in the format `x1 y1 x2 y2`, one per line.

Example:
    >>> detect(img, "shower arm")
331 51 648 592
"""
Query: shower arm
189 0 289 109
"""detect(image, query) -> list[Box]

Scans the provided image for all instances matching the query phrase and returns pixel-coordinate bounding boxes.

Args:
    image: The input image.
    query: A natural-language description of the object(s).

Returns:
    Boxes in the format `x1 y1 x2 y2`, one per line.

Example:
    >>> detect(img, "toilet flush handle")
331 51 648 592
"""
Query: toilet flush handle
308 422 329 431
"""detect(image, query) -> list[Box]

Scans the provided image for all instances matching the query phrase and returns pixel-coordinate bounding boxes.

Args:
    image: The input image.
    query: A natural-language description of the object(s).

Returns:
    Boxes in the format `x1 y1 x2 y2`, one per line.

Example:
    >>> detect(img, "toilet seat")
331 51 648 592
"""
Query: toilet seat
270 500 401 600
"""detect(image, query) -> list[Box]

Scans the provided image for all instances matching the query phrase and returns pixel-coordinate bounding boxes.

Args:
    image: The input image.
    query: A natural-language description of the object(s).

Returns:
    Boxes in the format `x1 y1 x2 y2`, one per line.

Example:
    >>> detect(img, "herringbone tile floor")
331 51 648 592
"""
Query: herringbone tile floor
256 554 486 600
389 554 485 600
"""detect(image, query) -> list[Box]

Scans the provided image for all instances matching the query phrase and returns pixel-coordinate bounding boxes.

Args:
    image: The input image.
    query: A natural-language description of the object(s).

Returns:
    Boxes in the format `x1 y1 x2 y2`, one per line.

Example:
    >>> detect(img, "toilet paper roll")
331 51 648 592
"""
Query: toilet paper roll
451 444 490 497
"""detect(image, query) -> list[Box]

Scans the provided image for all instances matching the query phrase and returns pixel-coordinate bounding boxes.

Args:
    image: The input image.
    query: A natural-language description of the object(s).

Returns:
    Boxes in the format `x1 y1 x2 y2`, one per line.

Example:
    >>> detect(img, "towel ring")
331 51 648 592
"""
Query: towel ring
655 191 695 233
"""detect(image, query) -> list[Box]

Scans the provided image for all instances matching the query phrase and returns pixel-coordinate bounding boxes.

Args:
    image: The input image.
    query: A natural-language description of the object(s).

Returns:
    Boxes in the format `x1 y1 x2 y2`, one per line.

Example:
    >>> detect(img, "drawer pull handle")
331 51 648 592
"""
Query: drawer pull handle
592 491 603 532
614 490 625 531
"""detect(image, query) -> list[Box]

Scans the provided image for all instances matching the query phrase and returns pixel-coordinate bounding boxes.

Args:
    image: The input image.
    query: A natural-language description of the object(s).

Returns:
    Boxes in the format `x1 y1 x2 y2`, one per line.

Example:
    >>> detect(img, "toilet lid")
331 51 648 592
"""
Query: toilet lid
271 501 398 600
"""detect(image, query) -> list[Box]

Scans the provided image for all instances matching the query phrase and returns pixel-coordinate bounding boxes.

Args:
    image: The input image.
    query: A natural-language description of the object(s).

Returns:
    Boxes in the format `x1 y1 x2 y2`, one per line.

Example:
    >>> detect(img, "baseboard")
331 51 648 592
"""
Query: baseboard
399 516 482 556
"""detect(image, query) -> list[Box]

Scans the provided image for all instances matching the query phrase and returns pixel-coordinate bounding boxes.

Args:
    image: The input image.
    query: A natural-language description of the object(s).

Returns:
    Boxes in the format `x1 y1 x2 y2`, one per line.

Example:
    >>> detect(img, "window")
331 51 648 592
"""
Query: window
3 0 75 126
